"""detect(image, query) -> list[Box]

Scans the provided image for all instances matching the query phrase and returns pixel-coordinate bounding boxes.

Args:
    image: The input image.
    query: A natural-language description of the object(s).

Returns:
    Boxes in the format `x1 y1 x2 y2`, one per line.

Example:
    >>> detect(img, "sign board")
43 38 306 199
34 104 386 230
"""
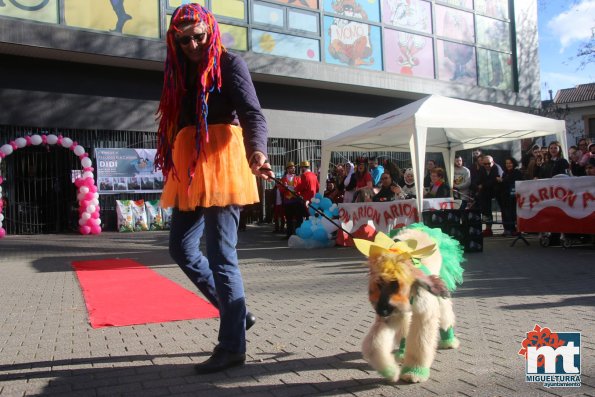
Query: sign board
95 148 163 193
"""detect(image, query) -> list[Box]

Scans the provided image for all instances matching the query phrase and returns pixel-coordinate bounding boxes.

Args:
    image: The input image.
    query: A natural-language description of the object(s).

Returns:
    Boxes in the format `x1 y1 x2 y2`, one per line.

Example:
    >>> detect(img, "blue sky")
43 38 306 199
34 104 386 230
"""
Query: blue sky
538 0 594 99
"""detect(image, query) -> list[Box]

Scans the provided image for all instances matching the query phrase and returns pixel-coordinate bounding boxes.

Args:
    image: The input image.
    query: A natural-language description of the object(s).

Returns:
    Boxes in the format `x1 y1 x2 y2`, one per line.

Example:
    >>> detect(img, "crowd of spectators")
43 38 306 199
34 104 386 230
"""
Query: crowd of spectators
268 136 595 239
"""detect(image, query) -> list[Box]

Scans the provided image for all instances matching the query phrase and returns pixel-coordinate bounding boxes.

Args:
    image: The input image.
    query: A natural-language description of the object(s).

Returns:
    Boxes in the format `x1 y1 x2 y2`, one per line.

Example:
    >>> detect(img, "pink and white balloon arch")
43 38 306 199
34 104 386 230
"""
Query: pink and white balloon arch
0 134 102 239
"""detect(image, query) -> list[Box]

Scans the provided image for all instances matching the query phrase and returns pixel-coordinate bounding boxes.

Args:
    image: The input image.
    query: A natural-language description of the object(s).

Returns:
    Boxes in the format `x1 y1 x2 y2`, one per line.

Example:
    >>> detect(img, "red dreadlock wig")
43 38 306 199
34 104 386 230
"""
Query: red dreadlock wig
155 3 223 181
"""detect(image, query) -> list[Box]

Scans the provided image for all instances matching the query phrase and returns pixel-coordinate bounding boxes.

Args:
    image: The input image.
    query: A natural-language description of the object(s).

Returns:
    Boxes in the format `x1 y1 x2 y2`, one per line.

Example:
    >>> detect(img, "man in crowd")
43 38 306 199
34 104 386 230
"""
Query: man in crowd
368 157 384 187
453 155 471 209
478 155 503 237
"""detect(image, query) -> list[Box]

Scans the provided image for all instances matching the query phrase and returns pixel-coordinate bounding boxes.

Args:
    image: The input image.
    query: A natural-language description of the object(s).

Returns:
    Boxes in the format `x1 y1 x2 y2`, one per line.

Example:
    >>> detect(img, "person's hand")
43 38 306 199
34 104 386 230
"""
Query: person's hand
250 151 274 180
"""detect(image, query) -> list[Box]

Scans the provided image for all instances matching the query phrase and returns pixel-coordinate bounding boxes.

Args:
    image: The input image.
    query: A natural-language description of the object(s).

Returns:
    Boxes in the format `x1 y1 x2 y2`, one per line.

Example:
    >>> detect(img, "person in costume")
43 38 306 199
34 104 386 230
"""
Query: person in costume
280 161 302 239
156 3 273 374
399 168 416 198
296 160 320 219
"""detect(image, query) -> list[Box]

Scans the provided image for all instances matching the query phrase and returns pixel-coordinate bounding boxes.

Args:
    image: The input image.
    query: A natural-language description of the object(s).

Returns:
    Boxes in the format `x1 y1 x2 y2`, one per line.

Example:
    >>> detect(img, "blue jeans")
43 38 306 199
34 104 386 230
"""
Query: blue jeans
169 206 246 354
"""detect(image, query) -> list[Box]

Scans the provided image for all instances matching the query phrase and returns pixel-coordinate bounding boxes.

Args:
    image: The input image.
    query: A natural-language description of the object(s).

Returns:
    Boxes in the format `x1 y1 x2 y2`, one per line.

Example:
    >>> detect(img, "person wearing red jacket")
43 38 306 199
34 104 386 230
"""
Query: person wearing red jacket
296 160 320 219
280 161 302 239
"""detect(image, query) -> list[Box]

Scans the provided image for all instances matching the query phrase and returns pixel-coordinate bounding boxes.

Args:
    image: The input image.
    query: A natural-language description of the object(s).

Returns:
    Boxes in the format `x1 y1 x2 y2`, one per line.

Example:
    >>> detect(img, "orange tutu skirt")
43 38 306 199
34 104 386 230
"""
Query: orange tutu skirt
160 124 260 210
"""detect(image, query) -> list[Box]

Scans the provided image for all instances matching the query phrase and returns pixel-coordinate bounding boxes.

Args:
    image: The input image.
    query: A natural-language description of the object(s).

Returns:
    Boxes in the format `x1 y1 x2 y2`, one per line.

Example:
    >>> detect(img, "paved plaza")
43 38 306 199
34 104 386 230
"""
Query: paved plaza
0 226 593 396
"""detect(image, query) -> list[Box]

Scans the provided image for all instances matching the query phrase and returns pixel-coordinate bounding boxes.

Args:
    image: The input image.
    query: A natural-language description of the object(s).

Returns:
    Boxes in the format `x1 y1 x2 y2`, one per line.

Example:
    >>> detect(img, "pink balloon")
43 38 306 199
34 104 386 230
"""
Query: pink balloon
84 192 94 201
89 185 98 193
0 227 5 238
86 219 95 227
90 225 101 235
74 178 83 188
84 178 94 187
91 211 100 219
81 200 90 208
80 225 91 235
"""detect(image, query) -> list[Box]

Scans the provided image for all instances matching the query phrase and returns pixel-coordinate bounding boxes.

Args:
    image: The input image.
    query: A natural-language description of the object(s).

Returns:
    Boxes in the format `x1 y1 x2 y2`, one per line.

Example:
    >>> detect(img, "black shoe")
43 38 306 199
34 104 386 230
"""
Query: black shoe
246 312 256 330
195 348 246 374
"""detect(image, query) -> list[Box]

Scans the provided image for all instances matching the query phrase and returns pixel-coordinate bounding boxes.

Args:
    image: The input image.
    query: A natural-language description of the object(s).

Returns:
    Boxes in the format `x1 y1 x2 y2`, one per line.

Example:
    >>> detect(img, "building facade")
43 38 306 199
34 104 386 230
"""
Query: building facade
0 0 541 233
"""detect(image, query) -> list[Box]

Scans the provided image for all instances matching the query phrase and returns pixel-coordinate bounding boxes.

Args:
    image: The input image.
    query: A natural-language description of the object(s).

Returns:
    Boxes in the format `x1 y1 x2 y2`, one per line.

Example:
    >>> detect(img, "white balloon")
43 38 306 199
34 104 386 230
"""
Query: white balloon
15 137 27 148
0 144 13 155
73 145 85 156
0 214 3 222
78 218 87 226
81 158 92 168
79 186 89 194
0 185 2 193
46 134 58 145
77 193 85 201
93 218 102 225
61 137 73 148
90 199 99 206
30 135 42 145
321 217 339 234
86 205 96 213
92 193 99 200
0 221 2 228
82 171 94 179
81 212 91 220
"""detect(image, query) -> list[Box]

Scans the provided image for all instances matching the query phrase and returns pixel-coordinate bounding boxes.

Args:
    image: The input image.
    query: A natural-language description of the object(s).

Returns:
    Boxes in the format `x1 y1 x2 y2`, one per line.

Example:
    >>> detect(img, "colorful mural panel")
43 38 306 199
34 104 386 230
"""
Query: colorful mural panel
64 0 159 38
476 15 510 52
381 0 431 34
324 16 381 70
437 39 476 85
251 29 320 61
167 0 204 8
220 23 247 51
478 48 512 90
288 9 318 33
253 2 284 27
474 0 508 20
211 0 245 20
435 4 474 43
438 0 472 9
274 0 318 9
323 0 380 23
384 29 434 78
0 0 58 24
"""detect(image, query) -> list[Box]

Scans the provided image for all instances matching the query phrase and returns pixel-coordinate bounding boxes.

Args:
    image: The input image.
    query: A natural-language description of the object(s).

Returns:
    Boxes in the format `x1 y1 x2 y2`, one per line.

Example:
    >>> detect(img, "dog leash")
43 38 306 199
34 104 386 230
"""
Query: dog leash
258 167 355 239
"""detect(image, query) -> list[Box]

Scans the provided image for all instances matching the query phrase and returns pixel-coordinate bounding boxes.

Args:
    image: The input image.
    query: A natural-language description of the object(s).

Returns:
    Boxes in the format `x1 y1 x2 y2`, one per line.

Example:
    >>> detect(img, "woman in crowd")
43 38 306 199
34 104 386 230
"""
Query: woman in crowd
348 159 373 202
399 168 417 198
339 161 356 204
498 157 523 236
538 141 569 178
324 179 343 204
425 167 450 198
372 172 406 202
524 152 543 180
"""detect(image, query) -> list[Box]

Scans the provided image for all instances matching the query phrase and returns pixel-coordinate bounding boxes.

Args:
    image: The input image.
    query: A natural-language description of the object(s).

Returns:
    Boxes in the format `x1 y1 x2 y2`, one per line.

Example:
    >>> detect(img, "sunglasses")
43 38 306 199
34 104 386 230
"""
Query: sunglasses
176 33 206 45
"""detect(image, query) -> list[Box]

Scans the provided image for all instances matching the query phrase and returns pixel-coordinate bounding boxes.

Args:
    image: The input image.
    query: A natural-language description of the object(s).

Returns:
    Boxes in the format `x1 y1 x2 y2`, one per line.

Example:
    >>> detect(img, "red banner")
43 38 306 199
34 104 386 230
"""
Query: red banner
516 177 595 234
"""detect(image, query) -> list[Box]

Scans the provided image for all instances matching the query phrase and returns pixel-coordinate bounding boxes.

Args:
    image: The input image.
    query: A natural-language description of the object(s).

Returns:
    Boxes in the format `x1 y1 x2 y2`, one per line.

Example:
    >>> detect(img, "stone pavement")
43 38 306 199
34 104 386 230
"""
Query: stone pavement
0 226 593 397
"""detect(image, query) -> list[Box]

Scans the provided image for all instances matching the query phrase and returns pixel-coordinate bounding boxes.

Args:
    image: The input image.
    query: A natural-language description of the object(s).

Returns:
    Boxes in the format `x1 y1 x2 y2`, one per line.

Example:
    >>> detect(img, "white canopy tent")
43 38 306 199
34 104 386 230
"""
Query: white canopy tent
319 95 567 214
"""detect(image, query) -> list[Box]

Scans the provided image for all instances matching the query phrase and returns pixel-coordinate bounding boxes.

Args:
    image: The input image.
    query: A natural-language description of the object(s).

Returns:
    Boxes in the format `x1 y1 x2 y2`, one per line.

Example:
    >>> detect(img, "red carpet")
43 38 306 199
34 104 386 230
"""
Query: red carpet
72 259 219 328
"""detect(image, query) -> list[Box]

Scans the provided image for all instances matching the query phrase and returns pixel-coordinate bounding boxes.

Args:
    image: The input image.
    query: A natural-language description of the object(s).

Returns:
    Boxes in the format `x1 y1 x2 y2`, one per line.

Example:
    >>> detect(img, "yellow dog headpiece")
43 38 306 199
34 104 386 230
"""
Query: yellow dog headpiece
354 232 436 283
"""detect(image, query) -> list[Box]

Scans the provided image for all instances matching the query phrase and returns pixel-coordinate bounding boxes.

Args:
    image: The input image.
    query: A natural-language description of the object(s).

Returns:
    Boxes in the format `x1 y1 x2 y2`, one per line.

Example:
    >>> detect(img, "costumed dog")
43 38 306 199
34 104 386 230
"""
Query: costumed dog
354 223 464 383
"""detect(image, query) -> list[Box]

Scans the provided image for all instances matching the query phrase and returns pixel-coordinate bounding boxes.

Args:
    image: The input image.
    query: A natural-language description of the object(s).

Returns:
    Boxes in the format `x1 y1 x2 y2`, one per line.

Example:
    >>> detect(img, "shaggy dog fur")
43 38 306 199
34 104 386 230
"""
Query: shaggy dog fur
360 228 460 383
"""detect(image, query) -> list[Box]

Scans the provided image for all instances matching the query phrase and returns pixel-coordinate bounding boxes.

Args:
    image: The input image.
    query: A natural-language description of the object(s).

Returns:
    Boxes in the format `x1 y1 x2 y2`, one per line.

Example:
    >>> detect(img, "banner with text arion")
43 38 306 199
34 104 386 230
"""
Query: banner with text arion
515 176 595 234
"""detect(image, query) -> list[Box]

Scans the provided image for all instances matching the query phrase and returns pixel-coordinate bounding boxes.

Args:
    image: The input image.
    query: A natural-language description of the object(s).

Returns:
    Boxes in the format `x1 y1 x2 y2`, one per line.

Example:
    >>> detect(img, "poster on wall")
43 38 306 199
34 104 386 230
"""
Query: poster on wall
381 0 431 34
63 0 160 38
251 29 320 61
95 148 163 194
435 5 474 43
323 0 380 23
324 15 381 70
275 0 318 9
437 39 476 85
384 29 434 78
0 0 59 24
478 48 512 90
